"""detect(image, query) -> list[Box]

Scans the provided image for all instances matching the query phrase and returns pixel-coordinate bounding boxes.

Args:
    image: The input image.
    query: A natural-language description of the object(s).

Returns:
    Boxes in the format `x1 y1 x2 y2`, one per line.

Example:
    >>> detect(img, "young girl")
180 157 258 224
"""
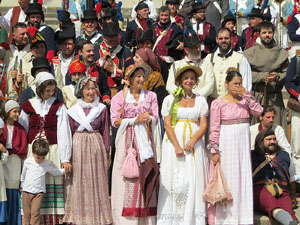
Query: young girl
0 100 27 225
19 72 72 225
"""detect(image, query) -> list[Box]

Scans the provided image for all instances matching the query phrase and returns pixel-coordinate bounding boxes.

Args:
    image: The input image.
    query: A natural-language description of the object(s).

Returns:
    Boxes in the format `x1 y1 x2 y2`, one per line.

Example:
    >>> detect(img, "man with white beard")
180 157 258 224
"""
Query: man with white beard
166 33 214 98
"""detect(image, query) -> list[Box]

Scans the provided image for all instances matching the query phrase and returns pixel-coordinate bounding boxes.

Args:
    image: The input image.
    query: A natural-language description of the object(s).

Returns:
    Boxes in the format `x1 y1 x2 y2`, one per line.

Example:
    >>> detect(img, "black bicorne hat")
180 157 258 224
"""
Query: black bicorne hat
248 8 264 18
184 33 201 48
54 27 76 44
137 28 154 43
102 20 120 36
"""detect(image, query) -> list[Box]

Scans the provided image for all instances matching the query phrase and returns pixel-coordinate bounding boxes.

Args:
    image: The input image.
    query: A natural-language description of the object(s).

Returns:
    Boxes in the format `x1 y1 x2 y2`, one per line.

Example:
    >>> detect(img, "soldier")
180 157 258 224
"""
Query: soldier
77 9 102 45
241 8 264 50
205 27 252 102
3 23 30 100
126 2 153 48
166 0 185 28
0 0 30 44
153 6 184 65
244 21 289 130
190 2 216 58
25 1 57 54
221 13 242 52
53 27 76 89
97 20 134 97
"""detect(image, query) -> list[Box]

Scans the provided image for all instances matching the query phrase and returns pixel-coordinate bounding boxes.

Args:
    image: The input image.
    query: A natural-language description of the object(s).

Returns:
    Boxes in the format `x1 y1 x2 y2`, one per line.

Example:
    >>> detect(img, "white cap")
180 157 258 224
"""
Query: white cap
5 100 20 113
35 72 55 87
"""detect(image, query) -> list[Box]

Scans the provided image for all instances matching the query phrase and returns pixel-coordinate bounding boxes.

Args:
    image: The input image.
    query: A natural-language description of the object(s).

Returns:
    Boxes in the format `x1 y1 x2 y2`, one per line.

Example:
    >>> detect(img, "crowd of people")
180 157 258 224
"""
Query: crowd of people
1 0 300 224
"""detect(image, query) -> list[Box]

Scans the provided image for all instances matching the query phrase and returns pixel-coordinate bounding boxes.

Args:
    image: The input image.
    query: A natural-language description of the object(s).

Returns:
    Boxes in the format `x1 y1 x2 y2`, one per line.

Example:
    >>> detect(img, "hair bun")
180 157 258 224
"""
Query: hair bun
226 67 239 74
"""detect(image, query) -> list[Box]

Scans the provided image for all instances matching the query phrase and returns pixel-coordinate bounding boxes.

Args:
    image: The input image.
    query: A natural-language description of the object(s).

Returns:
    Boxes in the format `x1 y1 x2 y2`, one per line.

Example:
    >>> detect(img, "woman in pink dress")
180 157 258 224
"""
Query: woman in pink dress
208 70 263 224
110 64 159 225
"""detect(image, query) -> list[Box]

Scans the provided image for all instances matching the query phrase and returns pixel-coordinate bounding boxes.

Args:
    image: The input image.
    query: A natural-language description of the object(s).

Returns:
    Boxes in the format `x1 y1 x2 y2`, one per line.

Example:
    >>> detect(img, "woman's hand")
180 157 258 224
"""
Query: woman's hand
184 139 196 152
175 146 185 157
211 153 220 165
135 112 150 124
61 162 72 174
238 86 246 96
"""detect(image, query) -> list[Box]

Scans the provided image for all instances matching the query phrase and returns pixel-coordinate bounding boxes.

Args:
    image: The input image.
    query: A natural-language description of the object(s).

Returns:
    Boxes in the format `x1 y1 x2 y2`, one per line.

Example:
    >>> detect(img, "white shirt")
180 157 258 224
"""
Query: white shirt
59 54 73 85
21 157 65 194
19 97 73 163
0 7 26 30
250 123 298 182
5 125 13 149
190 18 205 51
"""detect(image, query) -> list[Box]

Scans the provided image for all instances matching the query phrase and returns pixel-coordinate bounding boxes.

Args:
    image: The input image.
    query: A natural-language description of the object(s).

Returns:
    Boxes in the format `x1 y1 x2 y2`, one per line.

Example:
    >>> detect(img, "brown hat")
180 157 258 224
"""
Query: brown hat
175 65 202 86
125 64 152 81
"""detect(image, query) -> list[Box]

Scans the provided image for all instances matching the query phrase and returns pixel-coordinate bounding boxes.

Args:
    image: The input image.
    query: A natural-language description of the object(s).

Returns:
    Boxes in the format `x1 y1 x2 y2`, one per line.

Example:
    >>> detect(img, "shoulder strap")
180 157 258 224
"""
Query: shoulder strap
270 158 291 184
252 153 276 177
152 23 172 52
295 56 300 82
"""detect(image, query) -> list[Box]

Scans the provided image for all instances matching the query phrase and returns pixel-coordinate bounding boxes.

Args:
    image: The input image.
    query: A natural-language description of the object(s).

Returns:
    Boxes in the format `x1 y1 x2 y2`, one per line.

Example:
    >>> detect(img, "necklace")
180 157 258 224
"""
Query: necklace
183 93 194 100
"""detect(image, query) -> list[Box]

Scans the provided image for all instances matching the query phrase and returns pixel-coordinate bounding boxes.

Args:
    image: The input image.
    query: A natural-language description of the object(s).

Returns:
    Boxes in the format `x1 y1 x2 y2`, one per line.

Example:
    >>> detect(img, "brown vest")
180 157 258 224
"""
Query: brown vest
8 6 21 45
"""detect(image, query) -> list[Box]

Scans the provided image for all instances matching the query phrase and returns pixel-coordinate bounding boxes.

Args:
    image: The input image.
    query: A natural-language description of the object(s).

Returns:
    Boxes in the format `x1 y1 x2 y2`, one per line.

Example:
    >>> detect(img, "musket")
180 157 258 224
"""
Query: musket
278 0 282 47
235 0 239 34
13 56 18 71
17 59 23 102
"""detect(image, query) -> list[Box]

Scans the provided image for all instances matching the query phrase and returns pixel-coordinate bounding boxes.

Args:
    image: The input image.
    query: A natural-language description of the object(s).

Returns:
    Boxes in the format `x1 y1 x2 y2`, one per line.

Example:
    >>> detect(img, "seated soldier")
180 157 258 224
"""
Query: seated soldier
252 128 298 225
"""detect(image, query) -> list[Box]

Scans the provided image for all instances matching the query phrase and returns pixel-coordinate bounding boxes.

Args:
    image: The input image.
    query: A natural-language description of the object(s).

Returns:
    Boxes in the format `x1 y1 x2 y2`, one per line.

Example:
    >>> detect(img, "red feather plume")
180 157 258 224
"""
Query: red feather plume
27 27 38 38
46 50 54 63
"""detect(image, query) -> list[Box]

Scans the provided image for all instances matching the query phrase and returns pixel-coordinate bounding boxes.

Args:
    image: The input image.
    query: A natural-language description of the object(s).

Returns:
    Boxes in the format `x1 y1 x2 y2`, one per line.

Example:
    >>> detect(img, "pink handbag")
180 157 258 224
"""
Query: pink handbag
121 135 139 179
203 163 233 205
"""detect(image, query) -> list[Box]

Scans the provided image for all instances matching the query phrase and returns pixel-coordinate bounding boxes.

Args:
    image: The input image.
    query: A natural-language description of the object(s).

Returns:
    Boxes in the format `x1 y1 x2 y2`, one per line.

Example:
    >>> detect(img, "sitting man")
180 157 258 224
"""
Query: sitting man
252 128 298 225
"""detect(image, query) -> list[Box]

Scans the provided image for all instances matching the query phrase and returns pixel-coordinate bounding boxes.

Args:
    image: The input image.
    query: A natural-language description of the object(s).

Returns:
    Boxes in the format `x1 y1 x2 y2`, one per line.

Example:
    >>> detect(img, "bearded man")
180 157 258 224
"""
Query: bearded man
252 128 298 225
244 21 289 131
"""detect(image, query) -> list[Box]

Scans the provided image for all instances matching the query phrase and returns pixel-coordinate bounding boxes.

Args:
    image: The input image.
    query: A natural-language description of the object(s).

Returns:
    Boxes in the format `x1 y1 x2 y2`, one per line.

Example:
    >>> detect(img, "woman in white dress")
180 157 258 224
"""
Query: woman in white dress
157 65 209 225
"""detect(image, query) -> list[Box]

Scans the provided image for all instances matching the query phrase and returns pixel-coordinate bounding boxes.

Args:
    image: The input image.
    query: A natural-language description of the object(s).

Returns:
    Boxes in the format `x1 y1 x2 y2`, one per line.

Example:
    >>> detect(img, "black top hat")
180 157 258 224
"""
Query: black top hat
30 31 46 49
26 3 44 21
184 33 201 48
31 57 51 77
54 27 75 44
191 2 206 13
26 3 43 15
135 2 149 12
137 28 154 43
103 8 117 20
101 0 111 8
221 14 236 27
81 9 98 22
61 19 75 30
103 20 120 36
166 0 179 4
248 8 264 18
